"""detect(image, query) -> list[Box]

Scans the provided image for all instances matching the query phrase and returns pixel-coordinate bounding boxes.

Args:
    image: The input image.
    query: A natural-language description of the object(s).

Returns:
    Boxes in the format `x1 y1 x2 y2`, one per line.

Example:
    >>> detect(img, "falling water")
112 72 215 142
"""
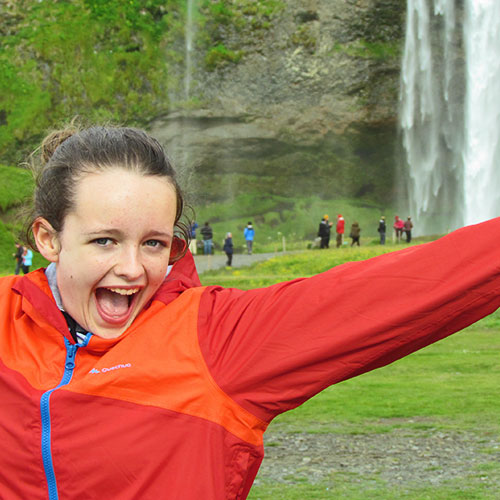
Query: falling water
184 0 196 99
161 0 198 203
463 0 500 225
400 0 500 233
399 0 463 234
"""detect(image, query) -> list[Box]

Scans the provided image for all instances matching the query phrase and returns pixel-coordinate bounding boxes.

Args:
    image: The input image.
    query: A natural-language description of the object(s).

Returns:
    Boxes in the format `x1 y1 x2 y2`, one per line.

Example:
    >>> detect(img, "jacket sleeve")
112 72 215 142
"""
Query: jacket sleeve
197 218 500 423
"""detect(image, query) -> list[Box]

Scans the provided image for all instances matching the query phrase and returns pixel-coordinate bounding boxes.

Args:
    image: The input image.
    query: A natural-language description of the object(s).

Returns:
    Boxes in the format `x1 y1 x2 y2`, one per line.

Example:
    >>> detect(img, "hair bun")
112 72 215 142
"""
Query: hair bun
40 127 78 164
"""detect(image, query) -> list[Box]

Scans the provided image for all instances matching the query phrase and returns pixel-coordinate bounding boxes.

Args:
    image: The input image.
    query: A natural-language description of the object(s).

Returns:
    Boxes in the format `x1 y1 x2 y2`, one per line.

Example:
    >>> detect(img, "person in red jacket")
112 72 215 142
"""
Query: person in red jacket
394 215 405 242
2 125 500 500
336 213 345 248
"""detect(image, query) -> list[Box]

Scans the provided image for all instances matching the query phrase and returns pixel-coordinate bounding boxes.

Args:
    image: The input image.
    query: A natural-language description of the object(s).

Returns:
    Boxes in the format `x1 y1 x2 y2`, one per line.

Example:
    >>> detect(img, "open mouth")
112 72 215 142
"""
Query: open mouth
94 287 141 325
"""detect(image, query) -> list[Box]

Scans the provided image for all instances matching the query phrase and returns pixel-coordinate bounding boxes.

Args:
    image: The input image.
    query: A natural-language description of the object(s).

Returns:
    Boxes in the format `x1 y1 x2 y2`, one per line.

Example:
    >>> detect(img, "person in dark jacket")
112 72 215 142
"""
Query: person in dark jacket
350 222 361 246
378 216 386 245
201 222 213 255
12 242 24 275
317 215 332 249
223 232 234 267
404 216 414 243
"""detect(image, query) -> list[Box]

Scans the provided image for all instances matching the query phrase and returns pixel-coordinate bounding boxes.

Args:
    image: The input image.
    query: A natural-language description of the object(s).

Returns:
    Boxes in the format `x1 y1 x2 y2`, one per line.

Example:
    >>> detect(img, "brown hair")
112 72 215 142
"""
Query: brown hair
26 125 190 262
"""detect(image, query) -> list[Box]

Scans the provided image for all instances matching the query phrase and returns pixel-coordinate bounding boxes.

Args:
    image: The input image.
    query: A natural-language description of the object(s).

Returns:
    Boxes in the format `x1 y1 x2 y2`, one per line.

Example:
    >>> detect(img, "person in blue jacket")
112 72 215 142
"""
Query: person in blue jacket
21 247 33 274
244 222 255 255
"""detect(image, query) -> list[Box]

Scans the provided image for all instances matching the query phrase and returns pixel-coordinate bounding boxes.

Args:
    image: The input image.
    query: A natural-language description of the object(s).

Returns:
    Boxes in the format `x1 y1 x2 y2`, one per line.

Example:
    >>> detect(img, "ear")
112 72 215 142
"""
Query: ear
32 218 61 263
168 237 187 264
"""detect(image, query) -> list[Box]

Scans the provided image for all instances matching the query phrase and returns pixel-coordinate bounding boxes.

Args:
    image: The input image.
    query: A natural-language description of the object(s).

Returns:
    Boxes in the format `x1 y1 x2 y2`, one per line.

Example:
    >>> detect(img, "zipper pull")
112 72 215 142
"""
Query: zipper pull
65 343 78 370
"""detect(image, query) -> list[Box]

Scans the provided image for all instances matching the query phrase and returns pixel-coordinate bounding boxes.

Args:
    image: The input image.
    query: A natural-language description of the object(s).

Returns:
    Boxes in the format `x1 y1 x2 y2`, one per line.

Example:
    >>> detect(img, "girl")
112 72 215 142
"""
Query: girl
1 125 500 500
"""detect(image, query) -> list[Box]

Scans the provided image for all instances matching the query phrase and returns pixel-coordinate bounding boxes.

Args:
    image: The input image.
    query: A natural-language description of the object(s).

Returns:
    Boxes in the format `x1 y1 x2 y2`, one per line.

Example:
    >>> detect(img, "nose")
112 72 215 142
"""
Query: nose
113 246 144 281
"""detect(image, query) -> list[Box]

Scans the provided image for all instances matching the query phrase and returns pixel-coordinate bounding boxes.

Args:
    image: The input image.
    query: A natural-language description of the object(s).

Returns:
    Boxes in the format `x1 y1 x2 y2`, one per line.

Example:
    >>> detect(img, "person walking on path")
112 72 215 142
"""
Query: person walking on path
189 221 199 255
244 221 255 255
223 232 234 267
378 216 386 245
201 221 213 255
4 124 500 500
350 222 361 246
404 217 414 243
318 215 332 249
12 242 24 275
336 214 345 248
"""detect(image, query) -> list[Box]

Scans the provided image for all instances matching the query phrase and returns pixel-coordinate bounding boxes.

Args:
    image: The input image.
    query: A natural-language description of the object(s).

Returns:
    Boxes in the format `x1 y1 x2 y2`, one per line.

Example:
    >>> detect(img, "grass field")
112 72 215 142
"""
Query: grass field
199 245 500 499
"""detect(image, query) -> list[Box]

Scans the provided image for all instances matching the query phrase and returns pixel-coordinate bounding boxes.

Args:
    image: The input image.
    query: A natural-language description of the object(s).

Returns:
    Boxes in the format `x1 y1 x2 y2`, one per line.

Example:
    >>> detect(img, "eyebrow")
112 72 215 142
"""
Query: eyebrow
84 229 174 239
146 230 174 240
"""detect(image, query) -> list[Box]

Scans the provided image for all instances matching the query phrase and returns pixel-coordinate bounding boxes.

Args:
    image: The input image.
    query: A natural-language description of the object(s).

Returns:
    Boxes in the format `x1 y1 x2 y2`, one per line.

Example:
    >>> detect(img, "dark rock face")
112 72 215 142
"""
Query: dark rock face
150 0 406 206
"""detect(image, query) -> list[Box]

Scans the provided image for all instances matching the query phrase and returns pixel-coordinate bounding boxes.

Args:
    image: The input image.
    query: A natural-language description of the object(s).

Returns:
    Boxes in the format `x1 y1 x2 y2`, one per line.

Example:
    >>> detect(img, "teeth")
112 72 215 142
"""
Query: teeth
108 288 140 295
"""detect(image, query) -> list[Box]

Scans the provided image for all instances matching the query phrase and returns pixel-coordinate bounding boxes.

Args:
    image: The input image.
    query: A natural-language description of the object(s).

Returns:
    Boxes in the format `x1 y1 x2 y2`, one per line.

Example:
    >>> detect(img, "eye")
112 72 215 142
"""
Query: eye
93 237 112 246
144 239 166 249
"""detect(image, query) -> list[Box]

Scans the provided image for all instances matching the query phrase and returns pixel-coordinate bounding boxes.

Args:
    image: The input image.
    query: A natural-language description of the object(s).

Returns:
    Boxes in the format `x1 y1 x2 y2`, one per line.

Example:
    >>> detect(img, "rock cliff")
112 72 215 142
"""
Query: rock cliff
150 0 406 206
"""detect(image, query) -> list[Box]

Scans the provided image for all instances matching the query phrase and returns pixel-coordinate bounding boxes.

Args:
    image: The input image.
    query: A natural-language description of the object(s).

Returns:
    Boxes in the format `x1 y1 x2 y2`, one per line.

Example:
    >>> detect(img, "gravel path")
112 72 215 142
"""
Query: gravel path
254 421 500 489
193 252 282 274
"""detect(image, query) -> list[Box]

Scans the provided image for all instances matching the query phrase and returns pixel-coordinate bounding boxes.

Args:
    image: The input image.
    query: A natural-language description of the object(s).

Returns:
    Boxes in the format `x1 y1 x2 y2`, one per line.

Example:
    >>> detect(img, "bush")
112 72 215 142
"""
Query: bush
205 43 243 69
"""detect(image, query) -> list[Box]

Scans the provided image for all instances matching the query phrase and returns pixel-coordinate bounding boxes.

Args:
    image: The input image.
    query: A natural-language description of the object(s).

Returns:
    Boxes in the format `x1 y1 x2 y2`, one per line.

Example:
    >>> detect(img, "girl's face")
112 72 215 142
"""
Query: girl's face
39 169 177 339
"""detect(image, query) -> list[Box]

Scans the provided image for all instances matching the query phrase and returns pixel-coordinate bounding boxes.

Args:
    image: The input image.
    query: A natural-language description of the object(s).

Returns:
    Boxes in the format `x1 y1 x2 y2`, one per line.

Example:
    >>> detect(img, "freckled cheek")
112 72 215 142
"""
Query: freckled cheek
153 266 168 283
145 265 168 290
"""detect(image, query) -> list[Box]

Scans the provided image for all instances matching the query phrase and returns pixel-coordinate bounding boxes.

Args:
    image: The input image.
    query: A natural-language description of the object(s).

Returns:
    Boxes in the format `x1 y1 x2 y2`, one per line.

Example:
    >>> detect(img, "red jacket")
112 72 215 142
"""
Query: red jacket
2 219 500 499
394 216 405 230
336 215 345 234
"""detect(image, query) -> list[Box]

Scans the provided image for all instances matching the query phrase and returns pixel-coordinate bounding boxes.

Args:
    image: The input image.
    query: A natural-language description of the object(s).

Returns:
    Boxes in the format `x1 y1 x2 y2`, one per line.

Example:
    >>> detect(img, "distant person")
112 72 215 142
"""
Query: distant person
393 215 404 243
336 214 345 248
244 221 255 255
378 216 386 245
350 222 361 246
223 232 234 267
201 222 213 255
21 247 33 274
12 242 24 275
189 221 199 255
404 216 414 243
317 215 332 249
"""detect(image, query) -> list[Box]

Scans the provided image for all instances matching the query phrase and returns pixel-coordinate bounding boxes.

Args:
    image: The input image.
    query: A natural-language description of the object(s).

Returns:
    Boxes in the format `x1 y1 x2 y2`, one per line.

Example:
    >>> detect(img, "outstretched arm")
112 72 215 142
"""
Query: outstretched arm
197 218 500 423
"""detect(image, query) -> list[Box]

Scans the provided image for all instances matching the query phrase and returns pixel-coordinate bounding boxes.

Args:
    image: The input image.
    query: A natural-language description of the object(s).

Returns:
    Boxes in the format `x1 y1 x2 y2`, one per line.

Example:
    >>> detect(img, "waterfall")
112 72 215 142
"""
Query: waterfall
463 0 500 225
399 0 463 234
184 0 196 99
163 0 198 204
400 0 500 233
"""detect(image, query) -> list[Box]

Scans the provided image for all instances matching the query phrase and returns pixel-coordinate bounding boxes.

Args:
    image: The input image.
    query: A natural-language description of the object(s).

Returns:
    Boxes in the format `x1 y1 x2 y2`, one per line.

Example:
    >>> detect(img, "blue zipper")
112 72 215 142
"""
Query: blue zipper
40 334 91 500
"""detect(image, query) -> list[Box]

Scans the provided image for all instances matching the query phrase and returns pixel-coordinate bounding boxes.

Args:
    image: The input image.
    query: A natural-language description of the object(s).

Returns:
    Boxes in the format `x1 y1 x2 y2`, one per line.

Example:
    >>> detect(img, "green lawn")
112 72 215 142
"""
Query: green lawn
199 241 433 288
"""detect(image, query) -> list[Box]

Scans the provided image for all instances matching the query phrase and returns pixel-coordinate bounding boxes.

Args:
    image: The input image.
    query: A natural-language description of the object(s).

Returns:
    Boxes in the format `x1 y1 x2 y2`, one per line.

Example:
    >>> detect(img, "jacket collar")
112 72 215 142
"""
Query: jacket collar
12 268 74 342
11 251 202 346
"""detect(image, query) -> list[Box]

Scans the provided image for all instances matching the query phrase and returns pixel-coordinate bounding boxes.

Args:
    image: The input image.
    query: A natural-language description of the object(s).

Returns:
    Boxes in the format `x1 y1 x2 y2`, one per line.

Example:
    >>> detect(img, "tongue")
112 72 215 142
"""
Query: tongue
96 289 130 317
